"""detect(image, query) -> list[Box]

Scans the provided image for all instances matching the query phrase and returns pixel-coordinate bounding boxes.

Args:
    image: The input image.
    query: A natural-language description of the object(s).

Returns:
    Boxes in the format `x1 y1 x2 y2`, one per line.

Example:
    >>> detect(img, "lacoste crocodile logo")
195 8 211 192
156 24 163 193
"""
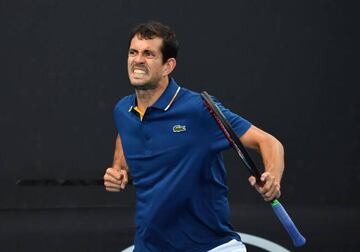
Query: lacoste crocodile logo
172 125 186 133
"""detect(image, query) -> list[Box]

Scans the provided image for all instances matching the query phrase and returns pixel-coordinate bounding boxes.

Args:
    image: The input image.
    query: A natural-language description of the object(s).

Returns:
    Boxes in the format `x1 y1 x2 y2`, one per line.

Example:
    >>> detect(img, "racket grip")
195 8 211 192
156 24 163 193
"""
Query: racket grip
271 200 306 247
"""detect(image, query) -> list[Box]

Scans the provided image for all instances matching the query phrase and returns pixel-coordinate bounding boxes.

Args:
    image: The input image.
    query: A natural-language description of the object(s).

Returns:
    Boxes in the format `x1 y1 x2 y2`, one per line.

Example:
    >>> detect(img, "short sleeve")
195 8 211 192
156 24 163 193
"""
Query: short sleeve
212 96 252 138
200 95 252 152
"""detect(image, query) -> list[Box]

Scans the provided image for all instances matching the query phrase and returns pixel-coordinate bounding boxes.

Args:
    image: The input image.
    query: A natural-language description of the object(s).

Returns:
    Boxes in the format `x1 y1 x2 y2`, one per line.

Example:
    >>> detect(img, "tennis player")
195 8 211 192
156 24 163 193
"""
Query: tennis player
104 21 284 252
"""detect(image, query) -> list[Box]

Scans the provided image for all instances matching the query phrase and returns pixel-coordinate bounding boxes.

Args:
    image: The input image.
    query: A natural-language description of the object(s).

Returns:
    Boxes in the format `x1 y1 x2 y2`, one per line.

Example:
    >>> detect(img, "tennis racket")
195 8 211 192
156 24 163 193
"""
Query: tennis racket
201 91 306 247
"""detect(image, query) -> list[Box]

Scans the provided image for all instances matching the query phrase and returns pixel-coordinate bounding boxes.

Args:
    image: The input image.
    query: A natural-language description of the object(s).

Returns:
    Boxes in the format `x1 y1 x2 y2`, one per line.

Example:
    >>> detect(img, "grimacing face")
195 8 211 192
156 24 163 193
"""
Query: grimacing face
127 35 168 90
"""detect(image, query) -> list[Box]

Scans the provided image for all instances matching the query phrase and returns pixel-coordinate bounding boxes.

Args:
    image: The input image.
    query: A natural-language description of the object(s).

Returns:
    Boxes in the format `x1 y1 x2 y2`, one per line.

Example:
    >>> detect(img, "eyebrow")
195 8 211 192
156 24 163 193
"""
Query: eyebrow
128 48 157 57
144 49 155 54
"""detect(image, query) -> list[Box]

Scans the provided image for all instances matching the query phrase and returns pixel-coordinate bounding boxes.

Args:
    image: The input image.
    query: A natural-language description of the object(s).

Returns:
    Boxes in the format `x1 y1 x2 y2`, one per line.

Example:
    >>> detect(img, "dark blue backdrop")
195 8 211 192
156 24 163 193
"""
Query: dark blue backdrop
1 0 359 251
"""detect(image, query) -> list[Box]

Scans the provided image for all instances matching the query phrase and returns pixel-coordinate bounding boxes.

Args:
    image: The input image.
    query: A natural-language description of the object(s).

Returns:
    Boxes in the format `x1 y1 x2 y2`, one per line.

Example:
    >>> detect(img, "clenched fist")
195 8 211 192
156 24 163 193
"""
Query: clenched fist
248 172 281 202
104 167 128 192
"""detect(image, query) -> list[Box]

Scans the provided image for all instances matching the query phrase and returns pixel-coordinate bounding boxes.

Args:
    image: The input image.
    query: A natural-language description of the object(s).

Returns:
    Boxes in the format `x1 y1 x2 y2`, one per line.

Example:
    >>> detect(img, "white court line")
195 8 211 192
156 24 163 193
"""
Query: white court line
121 232 290 252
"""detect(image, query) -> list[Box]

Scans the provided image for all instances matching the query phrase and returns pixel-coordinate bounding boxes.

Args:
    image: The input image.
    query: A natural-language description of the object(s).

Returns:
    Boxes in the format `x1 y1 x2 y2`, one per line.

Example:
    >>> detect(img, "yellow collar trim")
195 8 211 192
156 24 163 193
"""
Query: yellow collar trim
133 106 144 121
127 86 181 113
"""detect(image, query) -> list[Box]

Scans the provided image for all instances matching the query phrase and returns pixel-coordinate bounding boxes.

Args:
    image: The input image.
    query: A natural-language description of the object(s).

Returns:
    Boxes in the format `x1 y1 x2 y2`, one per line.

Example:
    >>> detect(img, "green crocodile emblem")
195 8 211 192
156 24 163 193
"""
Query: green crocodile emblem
173 125 186 133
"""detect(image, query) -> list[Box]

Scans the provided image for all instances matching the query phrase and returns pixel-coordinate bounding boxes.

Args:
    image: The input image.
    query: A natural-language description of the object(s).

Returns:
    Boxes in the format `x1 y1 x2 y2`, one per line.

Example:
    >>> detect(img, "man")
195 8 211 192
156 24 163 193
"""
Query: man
104 21 284 252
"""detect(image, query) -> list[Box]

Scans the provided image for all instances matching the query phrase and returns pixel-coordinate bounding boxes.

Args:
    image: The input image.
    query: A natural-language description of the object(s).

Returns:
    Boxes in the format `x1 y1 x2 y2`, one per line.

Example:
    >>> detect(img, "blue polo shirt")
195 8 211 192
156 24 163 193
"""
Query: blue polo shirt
113 78 251 252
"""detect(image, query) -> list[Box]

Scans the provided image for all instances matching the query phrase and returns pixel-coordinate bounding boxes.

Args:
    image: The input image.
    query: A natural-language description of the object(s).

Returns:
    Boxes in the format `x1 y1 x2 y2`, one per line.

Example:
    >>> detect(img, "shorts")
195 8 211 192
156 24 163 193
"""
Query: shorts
208 239 247 252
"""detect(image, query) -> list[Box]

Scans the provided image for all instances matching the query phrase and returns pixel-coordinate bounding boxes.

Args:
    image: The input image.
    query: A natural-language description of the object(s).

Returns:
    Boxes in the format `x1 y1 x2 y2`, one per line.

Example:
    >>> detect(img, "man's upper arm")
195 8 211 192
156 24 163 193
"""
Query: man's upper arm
240 125 272 151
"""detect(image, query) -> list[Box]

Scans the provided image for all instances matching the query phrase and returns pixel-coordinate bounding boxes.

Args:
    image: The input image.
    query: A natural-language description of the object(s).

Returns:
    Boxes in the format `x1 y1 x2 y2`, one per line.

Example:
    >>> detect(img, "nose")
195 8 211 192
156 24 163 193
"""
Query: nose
133 53 145 64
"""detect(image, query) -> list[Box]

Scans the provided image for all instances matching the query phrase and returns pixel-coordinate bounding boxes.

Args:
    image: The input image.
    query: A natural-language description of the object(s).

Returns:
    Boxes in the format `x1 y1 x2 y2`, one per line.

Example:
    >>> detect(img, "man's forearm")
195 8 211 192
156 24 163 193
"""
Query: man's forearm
259 135 284 182
113 134 128 171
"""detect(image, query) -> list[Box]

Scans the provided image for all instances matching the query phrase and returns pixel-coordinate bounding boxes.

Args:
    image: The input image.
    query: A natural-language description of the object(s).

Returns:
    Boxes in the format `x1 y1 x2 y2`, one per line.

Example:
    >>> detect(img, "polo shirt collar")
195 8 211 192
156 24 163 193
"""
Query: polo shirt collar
128 78 181 112
151 78 180 111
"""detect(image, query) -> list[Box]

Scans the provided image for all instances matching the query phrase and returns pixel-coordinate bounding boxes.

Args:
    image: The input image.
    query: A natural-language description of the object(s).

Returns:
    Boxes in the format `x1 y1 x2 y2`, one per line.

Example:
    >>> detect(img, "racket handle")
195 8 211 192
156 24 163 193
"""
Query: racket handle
271 200 306 247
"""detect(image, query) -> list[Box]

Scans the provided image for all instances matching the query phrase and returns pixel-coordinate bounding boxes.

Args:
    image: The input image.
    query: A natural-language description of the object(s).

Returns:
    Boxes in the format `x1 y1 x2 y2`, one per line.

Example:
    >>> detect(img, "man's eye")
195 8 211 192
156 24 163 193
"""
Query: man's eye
129 50 136 56
145 51 155 58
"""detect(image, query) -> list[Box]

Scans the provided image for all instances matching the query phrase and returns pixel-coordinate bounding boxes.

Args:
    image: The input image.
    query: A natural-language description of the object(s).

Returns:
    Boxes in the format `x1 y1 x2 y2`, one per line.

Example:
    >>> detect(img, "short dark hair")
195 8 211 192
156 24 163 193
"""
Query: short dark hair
129 21 179 63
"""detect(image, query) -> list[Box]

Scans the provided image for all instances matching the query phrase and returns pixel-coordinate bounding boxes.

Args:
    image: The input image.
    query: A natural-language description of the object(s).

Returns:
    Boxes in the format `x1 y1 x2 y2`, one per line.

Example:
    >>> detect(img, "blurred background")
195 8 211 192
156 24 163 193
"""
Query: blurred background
1 0 359 251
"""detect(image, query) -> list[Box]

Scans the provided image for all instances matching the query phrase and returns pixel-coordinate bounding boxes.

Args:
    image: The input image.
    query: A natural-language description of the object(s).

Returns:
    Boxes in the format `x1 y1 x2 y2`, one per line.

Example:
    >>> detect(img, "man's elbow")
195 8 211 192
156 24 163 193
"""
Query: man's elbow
273 135 284 152
264 133 284 156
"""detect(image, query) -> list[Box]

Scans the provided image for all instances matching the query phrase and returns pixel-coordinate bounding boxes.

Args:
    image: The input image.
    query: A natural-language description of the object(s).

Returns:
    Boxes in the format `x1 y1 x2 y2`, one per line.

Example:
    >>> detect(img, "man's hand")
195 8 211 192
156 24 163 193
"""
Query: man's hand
104 167 128 192
248 172 281 202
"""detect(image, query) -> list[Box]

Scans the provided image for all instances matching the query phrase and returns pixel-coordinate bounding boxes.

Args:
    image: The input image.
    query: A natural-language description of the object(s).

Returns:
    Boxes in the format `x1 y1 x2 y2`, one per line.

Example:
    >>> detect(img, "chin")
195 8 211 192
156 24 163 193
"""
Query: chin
130 81 157 91
130 80 146 87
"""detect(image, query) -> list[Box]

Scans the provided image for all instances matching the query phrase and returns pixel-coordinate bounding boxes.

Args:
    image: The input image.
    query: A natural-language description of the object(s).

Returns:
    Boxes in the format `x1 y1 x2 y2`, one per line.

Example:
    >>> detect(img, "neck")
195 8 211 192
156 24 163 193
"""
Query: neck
135 77 169 112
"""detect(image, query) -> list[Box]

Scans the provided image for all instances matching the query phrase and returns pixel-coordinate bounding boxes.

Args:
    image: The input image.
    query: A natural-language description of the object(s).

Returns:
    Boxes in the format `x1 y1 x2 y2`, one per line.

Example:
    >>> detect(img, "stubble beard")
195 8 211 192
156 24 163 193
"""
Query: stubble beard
130 73 161 91
131 81 158 91
129 64 160 91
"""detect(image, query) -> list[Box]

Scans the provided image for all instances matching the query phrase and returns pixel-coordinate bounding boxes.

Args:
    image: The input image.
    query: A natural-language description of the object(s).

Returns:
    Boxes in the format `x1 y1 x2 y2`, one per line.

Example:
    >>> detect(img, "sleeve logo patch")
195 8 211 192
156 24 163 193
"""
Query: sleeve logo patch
172 125 186 133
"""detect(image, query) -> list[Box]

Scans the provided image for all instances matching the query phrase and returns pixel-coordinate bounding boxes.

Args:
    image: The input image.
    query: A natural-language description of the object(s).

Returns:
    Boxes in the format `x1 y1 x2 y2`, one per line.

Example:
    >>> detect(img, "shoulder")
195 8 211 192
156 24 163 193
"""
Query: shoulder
174 87 214 123
114 94 134 115
177 87 204 108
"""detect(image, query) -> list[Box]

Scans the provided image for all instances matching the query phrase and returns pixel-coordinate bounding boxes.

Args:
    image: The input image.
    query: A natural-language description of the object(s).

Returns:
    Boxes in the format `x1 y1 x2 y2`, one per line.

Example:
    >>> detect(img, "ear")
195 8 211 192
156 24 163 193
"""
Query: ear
163 58 177 76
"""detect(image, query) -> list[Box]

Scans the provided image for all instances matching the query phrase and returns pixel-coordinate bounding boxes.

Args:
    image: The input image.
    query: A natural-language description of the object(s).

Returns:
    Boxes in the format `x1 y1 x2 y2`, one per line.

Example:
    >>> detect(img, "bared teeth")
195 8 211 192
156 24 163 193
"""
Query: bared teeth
134 69 146 74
